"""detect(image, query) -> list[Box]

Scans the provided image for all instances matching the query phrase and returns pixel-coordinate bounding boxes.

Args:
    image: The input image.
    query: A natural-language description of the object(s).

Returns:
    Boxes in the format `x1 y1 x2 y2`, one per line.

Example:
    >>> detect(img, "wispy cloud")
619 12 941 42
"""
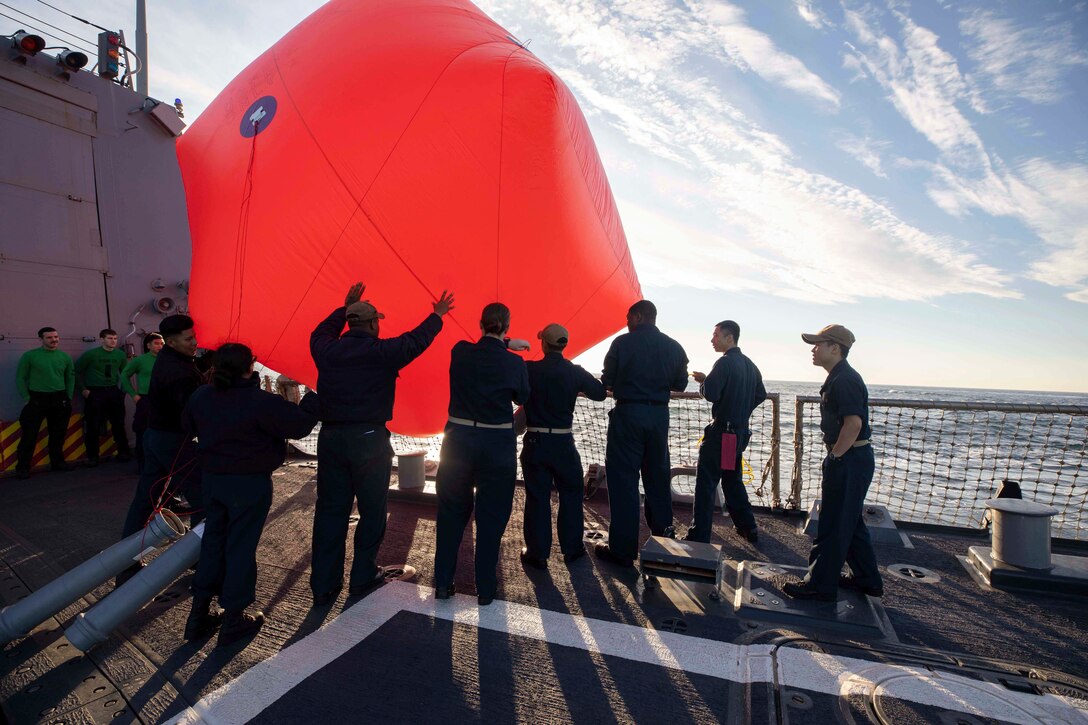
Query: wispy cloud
842 5 988 168
835 134 889 178
475 0 1016 304
1067 288 1088 305
793 1 829 30
925 157 1088 301
960 10 1088 106
688 0 841 107
837 3 1088 302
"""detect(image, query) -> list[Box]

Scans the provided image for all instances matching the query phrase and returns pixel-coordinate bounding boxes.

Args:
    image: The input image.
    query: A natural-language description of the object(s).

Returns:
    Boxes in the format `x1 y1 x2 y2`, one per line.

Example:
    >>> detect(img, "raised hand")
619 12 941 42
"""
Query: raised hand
692 371 706 383
345 282 365 307
433 290 455 316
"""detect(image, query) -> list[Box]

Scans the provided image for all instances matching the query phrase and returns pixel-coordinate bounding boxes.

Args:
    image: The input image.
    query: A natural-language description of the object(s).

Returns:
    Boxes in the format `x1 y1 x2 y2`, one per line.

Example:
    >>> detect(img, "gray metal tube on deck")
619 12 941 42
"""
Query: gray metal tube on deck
65 522 205 652
0 511 185 644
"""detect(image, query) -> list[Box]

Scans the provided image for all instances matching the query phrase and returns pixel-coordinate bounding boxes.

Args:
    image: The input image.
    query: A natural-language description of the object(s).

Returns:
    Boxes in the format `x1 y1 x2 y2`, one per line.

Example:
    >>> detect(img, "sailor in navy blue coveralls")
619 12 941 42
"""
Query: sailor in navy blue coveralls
519 324 606 568
181 343 318 645
120 315 204 543
685 320 766 544
597 301 688 565
309 283 453 604
784 324 884 601
434 303 530 604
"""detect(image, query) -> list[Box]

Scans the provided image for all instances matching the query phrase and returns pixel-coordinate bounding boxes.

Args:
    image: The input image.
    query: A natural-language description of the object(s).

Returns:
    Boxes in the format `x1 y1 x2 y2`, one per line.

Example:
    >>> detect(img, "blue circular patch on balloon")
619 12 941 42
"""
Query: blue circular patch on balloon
240 96 277 138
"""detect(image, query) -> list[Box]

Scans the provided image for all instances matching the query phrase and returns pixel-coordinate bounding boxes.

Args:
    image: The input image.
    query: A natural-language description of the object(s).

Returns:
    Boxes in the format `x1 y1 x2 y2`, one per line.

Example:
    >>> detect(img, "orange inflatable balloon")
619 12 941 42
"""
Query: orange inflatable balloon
177 0 641 435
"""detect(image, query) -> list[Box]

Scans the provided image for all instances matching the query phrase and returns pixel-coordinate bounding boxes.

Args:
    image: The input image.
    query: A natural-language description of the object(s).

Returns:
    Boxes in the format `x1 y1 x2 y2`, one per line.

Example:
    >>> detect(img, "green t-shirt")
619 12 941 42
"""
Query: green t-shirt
15 348 75 400
120 352 158 396
76 346 128 390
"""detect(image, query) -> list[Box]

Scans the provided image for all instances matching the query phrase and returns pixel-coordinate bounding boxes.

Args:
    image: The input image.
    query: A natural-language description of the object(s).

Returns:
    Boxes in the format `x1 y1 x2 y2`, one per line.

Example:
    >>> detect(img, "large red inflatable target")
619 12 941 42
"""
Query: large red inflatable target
177 0 641 435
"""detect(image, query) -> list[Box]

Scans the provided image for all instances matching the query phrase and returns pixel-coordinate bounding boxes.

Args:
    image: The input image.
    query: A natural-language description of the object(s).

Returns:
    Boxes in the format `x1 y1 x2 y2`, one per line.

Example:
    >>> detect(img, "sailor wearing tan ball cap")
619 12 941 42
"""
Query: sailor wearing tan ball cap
783 324 884 602
518 323 606 571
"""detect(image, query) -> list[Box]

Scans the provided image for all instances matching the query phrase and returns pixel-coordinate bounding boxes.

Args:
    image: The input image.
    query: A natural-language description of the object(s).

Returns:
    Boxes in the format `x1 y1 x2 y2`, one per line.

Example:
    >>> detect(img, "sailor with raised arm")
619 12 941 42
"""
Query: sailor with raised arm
433 303 530 605
309 282 454 606
519 324 606 570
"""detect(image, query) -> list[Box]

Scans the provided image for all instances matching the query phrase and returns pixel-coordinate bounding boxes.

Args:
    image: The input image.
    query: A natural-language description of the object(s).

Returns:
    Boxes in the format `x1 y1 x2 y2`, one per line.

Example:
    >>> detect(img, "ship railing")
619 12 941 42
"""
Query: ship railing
276 380 1087 542
791 396 1088 541
282 387 784 508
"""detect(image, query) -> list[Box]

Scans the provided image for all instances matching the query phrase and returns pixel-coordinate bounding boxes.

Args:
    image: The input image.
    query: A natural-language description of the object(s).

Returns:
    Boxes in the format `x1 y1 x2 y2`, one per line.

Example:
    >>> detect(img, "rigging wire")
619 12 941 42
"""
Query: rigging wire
35 0 111 33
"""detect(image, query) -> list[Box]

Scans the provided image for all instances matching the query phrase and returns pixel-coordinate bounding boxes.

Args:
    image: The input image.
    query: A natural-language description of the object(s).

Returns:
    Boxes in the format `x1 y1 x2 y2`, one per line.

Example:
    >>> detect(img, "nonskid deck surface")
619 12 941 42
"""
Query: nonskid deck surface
1 463 1087 724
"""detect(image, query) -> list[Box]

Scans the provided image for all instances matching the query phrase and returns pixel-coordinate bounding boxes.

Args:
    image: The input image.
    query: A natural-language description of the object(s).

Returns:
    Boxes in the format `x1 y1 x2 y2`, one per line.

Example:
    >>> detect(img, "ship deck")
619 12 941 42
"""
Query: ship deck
1 461 1087 724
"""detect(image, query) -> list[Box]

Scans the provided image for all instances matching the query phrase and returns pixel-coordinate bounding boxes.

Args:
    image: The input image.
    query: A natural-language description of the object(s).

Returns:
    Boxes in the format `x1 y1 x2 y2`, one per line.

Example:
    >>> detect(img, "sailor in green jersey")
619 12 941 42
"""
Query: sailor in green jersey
121 332 163 471
76 329 132 466
14 326 75 479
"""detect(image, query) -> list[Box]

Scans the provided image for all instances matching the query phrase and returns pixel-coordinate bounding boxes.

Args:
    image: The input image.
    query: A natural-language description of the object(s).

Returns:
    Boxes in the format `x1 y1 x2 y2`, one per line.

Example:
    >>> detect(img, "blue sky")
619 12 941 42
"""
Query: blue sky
8 0 1087 392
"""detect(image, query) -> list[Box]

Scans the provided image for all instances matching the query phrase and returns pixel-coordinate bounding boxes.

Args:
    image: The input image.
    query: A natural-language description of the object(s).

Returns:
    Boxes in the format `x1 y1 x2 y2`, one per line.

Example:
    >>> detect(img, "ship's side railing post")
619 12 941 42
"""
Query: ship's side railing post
770 392 782 509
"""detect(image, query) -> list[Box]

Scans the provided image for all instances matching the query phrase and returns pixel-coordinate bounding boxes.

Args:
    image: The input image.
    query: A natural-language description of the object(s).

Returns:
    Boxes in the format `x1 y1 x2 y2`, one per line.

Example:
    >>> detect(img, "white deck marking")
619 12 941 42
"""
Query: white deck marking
166 581 1088 725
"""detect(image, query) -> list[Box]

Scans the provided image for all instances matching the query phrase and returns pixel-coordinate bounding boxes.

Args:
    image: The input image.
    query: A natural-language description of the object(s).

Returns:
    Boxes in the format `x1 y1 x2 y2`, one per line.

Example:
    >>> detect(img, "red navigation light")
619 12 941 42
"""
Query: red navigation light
97 30 121 79
12 31 45 56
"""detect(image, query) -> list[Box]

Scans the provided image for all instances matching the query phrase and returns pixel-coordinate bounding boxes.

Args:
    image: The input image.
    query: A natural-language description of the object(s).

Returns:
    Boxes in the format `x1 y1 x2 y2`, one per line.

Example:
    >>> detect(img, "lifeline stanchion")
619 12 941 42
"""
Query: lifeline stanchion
65 522 205 652
0 511 186 645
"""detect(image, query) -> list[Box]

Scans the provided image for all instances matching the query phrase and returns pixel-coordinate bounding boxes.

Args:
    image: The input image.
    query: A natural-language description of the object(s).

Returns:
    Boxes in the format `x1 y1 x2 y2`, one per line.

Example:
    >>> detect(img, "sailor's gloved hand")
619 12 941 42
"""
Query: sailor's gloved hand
505 338 530 351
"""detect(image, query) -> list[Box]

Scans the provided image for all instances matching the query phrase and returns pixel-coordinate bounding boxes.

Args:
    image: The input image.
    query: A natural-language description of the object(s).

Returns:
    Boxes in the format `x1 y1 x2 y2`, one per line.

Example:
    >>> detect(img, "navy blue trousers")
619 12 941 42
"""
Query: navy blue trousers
434 425 516 598
121 429 203 537
311 423 393 596
191 472 272 611
803 445 883 593
520 433 584 559
604 405 672 560
687 425 755 542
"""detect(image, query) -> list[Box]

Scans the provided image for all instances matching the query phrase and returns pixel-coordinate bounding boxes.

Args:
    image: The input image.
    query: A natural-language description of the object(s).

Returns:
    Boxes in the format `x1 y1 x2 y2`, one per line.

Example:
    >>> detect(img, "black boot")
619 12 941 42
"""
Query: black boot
217 609 265 648
184 597 223 641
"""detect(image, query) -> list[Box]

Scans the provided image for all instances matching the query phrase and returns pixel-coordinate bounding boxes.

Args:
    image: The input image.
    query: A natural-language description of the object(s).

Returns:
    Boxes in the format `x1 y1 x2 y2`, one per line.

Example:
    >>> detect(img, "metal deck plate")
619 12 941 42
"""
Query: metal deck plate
802 501 911 547
733 561 891 639
639 536 721 583
964 545 1088 595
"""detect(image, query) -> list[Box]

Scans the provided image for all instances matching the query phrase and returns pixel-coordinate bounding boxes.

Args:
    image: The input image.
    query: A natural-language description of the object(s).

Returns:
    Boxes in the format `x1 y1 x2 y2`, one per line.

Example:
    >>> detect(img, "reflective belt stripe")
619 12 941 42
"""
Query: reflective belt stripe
447 416 513 429
825 439 871 451
525 427 573 434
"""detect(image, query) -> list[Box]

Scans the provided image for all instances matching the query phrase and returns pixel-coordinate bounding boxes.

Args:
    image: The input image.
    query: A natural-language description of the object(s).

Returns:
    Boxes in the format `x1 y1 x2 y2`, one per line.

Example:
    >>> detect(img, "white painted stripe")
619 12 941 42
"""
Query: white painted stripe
166 582 1088 725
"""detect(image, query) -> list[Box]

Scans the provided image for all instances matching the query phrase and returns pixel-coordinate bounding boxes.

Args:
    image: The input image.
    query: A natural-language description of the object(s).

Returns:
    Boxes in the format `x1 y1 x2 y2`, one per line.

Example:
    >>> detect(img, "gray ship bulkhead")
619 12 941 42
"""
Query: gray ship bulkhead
0 47 191 423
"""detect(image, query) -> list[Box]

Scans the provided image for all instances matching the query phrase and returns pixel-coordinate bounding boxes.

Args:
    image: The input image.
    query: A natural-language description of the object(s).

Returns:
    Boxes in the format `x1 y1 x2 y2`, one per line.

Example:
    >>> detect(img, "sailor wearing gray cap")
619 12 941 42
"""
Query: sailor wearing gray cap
784 324 883 601
309 282 454 606
519 324 606 570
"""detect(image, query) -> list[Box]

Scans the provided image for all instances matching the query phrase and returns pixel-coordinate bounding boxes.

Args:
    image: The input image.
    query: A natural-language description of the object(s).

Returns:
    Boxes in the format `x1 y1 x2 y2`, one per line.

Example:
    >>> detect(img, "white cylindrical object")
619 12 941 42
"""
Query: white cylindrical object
987 498 1058 571
65 522 205 652
397 451 427 490
0 511 185 644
